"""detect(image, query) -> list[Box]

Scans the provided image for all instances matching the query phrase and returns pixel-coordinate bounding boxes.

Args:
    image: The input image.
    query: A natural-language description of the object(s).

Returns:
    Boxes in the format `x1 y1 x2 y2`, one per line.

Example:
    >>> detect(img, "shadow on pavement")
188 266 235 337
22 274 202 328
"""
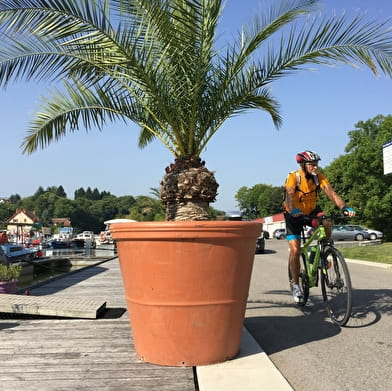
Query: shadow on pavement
245 307 340 355
345 288 391 328
245 287 392 354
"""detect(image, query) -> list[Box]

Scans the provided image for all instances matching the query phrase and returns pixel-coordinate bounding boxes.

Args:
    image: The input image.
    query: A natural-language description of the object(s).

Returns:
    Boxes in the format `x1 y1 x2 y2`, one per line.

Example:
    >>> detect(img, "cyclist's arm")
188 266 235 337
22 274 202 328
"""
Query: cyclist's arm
321 183 346 210
285 186 302 216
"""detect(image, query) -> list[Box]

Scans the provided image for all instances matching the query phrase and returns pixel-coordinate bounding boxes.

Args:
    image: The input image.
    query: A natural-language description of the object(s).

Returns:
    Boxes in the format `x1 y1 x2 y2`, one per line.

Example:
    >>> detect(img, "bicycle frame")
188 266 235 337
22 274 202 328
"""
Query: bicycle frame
290 213 353 326
301 224 327 287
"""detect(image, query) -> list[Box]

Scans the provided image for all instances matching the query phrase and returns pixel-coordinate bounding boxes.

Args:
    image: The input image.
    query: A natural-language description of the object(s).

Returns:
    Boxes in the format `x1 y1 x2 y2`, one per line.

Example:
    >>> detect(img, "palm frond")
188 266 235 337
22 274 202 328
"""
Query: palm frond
0 0 391 158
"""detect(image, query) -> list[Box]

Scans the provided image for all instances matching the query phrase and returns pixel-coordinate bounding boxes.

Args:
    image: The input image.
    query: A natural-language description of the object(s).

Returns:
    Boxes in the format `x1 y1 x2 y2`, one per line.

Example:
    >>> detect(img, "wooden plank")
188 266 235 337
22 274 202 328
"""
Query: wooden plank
0 258 196 391
0 294 106 318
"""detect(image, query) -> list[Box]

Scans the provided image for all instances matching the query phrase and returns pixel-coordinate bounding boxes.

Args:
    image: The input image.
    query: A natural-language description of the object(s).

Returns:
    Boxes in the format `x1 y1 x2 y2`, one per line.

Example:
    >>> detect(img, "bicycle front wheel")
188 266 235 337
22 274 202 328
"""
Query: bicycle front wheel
321 247 352 326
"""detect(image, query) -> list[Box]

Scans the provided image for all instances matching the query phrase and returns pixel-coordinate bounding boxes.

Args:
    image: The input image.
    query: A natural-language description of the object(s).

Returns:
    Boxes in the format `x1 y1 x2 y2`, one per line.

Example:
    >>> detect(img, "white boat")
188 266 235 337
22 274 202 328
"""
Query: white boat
99 219 136 244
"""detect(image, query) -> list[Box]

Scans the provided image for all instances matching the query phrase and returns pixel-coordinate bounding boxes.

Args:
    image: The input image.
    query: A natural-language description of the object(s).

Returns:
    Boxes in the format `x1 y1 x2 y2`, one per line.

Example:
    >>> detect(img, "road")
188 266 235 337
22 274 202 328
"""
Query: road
245 239 392 391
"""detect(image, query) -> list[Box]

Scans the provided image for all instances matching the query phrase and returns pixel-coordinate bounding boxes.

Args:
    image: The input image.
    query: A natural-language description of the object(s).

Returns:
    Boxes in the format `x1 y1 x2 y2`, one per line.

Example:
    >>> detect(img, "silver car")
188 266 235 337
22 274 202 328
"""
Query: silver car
332 225 370 241
344 225 383 240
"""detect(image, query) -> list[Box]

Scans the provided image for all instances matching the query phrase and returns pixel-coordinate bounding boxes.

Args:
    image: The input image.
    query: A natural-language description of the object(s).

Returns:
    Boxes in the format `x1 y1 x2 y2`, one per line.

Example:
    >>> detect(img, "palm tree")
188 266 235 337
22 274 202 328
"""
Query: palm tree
0 0 391 221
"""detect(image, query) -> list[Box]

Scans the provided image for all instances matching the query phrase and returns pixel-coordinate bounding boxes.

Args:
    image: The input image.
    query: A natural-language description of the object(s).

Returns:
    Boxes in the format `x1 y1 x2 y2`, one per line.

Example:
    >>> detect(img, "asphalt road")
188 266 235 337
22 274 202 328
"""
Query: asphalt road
245 239 392 391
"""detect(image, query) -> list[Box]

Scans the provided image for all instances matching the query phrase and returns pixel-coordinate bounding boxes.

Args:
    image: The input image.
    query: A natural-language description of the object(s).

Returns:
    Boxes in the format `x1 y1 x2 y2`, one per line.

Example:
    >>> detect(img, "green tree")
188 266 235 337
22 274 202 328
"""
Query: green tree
32 186 45 200
55 185 67 198
74 188 86 199
0 202 16 227
1 1 392 221
236 184 284 219
33 192 58 225
8 194 21 204
53 197 75 218
114 195 137 216
70 198 98 232
89 196 119 226
323 115 392 240
91 188 101 201
127 196 165 221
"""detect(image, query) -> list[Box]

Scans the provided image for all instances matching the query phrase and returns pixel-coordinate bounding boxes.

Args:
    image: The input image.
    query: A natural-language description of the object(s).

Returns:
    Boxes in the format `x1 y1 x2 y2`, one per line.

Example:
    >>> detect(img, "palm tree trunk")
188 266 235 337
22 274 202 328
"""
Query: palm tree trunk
159 156 219 221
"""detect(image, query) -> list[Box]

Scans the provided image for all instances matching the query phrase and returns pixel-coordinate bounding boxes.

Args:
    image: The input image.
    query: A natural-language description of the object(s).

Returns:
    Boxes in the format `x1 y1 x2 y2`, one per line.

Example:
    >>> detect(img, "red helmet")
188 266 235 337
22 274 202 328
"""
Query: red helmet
296 150 321 164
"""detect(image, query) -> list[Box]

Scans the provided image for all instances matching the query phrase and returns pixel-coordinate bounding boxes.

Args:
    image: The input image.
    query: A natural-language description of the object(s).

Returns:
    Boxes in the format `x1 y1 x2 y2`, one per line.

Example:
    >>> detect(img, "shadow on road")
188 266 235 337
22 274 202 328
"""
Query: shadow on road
245 301 341 355
245 287 392 353
345 288 391 328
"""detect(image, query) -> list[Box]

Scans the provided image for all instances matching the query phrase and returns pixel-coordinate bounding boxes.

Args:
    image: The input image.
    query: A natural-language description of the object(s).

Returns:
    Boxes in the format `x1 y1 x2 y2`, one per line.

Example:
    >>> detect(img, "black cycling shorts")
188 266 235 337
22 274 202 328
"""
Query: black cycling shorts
284 207 324 241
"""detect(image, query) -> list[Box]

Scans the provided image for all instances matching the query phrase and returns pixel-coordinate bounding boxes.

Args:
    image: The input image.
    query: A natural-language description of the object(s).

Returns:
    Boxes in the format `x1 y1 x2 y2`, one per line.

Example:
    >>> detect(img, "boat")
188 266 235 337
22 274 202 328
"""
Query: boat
0 231 40 264
99 219 137 244
0 243 39 264
49 227 74 248
50 239 71 249
70 231 96 249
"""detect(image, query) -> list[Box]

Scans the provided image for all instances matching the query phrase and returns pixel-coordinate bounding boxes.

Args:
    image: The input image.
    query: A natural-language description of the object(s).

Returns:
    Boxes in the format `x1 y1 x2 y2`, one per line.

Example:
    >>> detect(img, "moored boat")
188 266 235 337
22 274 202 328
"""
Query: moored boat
0 243 39 264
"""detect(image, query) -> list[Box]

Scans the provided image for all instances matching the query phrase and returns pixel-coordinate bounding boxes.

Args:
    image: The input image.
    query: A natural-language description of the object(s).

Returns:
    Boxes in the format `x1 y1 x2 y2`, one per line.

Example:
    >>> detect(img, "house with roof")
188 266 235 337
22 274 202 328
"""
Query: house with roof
6 209 41 242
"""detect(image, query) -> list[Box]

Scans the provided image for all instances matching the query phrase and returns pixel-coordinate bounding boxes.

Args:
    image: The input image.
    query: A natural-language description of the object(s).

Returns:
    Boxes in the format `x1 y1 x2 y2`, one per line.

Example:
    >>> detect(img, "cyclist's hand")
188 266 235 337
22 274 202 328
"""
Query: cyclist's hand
290 208 303 218
342 206 356 217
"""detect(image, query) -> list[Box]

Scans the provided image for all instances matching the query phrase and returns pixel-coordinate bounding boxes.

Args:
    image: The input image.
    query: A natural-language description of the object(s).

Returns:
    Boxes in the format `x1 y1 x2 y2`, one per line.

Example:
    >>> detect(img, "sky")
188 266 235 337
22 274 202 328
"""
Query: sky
1 0 392 212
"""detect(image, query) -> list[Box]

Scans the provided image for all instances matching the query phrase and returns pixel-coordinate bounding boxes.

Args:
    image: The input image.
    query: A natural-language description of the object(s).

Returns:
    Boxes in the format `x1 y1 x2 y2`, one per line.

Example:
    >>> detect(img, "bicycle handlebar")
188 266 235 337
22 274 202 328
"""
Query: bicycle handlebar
303 213 348 225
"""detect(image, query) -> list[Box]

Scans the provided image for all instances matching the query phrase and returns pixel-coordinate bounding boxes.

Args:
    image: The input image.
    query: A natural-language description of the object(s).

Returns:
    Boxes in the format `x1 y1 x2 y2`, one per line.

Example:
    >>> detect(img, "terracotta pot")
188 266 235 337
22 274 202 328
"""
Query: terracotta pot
0 280 17 294
111 220 261 366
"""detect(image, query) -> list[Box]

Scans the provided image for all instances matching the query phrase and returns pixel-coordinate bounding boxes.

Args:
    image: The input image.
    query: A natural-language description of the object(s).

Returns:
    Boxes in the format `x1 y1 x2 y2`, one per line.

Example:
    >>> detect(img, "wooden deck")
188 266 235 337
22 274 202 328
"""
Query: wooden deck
0 258 196 390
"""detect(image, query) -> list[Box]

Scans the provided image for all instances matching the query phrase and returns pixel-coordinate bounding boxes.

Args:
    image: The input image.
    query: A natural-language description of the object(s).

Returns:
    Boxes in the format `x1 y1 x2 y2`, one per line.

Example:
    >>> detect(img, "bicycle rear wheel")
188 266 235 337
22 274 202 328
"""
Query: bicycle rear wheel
321 246 352 326
288 254 309 306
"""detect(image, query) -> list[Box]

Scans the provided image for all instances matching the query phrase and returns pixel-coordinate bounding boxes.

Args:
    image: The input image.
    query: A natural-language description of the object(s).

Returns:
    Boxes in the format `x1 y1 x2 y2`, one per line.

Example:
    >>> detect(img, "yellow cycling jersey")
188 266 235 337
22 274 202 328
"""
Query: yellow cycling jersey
284 170 329 215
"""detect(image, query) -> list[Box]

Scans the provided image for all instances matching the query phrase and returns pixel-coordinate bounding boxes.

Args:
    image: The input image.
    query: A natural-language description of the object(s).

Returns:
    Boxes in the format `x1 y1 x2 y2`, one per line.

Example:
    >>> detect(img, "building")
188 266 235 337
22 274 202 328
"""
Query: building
254 212 285 237
6 209 41 242
51 217 72 227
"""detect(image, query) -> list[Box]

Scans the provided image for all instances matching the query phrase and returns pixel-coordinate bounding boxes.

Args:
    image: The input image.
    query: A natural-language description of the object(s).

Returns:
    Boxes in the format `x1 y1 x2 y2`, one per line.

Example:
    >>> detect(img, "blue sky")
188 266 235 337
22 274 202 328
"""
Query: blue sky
1 0 392 212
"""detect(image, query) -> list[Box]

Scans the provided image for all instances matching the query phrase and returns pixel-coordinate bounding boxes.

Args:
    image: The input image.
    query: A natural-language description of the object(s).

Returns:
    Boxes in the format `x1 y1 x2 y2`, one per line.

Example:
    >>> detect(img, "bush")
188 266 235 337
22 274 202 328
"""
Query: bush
0 264 22 281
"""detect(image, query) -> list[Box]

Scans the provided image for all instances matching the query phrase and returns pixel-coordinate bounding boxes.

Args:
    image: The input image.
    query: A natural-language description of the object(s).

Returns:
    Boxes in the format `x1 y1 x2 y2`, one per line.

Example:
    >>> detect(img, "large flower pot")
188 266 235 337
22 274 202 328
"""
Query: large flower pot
111 220 261 366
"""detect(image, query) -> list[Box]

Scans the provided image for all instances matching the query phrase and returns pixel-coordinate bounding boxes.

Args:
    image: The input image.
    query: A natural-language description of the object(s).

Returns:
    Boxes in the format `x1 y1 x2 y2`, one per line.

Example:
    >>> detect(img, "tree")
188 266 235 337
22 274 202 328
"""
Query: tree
32 186 45 200
8 194 21 204
0 203 15 227
127 196 165 221
236 184 284 219
114 195 136 216
53 198 75 218
322 115 392 240
55 185 67 198
1 1 392 221
74 188 86 199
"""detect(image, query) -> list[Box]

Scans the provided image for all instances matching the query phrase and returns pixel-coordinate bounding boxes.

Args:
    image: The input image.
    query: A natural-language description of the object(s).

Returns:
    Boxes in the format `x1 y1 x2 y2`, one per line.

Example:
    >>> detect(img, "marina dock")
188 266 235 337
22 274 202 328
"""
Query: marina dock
0 258 195 390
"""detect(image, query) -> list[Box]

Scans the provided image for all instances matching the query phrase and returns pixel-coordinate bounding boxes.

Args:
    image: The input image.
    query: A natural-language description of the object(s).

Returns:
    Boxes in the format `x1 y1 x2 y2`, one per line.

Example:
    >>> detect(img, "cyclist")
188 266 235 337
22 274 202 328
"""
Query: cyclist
284 150 355 304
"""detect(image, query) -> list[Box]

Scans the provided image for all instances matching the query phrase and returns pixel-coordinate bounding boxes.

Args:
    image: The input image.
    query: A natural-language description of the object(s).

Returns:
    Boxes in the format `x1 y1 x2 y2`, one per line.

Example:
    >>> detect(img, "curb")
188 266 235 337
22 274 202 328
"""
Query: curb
196 327 293 391
345 258 392 269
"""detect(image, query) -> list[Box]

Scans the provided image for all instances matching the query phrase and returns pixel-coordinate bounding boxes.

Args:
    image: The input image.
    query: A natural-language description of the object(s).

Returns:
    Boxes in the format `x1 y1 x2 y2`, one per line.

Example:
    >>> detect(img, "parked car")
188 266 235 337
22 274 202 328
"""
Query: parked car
255 234 265 254
344 225 383 240
331 225 370 241
273 228 286 239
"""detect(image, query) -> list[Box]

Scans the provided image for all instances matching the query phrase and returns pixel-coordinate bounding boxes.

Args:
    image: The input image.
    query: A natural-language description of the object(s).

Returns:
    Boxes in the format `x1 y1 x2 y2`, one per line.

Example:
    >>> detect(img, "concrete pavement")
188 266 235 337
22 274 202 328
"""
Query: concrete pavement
196 327 293 391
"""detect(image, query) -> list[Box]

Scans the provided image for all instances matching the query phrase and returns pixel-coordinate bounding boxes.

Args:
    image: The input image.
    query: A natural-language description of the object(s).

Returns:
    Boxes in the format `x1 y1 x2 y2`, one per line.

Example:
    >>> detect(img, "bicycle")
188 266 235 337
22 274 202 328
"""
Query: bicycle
288 214 353 326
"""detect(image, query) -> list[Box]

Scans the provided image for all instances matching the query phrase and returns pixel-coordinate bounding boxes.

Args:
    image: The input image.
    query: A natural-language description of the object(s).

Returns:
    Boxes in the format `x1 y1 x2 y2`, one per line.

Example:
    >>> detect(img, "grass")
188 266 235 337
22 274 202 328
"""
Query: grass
339 242 392 264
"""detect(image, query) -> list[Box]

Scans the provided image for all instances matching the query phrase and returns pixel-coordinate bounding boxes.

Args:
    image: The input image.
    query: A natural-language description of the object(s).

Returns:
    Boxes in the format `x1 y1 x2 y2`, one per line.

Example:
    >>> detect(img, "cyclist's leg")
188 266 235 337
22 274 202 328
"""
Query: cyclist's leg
285 212 303 283
288 238 301 284
285 213 305 303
